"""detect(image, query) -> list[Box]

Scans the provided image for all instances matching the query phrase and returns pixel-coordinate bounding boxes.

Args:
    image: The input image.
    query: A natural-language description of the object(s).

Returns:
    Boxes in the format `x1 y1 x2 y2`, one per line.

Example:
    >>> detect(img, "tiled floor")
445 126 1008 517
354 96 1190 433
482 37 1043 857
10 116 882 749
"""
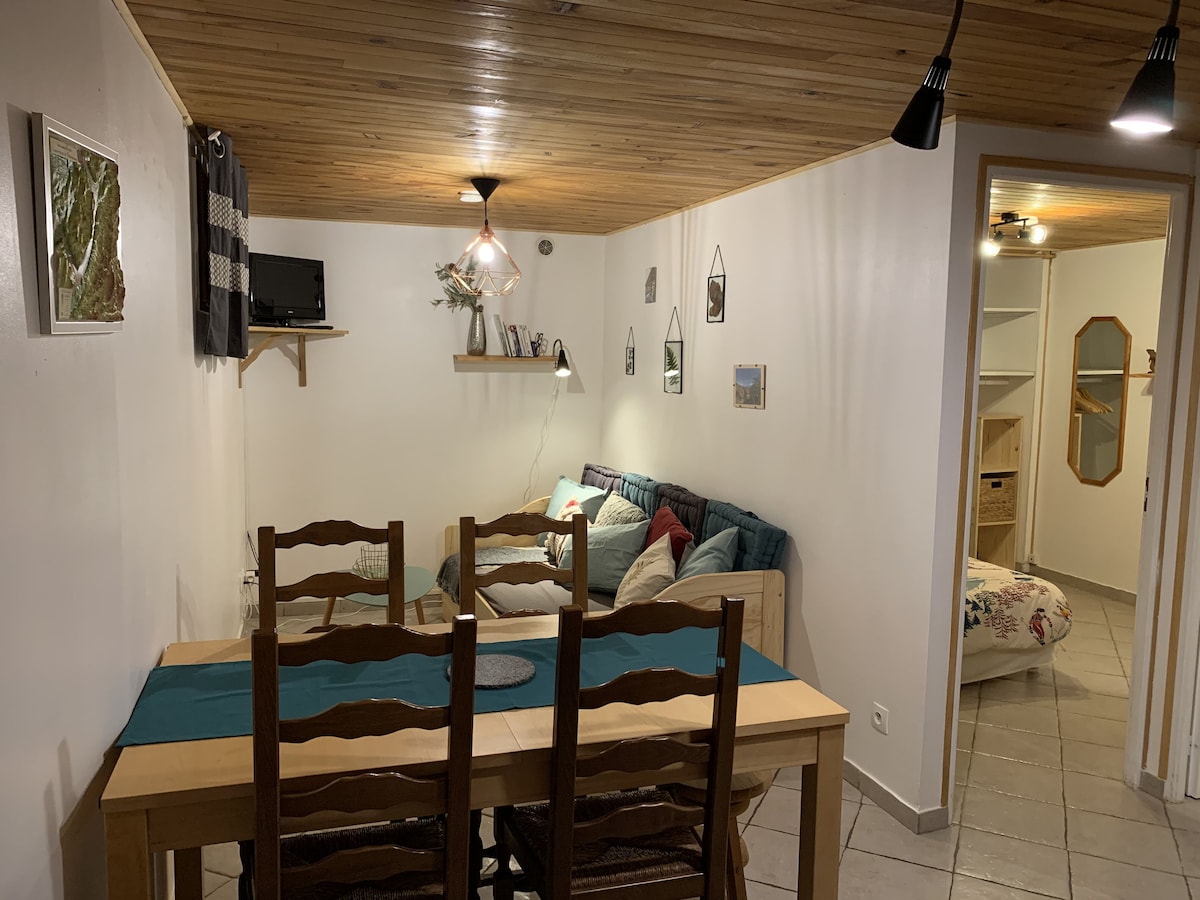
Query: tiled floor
210 587 1200 899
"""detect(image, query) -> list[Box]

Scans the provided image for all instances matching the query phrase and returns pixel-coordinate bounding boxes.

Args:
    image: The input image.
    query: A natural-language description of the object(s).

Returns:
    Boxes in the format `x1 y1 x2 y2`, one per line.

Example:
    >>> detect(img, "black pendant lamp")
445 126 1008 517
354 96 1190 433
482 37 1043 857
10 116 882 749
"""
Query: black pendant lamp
1112 0 1181 136
891 0 965 150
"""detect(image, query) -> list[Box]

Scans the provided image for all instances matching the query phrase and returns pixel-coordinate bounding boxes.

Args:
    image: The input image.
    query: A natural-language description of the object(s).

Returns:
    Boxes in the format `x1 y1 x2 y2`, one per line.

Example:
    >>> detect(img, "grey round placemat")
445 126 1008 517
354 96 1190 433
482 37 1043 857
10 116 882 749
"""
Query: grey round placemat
446 654 535 689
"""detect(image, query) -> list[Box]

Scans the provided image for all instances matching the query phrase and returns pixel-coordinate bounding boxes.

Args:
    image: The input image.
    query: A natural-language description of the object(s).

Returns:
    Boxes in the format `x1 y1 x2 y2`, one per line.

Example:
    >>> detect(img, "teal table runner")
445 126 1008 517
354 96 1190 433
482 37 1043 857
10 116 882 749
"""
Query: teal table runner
117 629 796 748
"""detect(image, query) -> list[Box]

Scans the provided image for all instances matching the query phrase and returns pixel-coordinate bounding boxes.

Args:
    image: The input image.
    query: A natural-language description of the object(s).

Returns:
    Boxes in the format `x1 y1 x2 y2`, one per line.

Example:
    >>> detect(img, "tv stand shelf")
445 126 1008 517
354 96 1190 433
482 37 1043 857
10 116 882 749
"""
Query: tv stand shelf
239 326 348 388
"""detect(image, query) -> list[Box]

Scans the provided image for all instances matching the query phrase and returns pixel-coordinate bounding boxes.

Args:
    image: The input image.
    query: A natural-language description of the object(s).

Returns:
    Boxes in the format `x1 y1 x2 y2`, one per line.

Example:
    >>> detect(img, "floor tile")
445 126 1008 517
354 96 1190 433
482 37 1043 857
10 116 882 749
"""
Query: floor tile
999 666 1055 688
949 875 1051 899
1068 621 1117 641
1109 623 1135 642
203 842 243 879
847 805 958 871
1105 608 1136 627
1067 601 1107 625
838 848 952 900
1062 771 1168 825
839 800 860 846
954 827 1069 898
751 786 802 834
959 687 981 720
773 766 803 790
1065 635 1119 656
979 679 1057 704
1065 669 1130 699
975 701 1060 736
960 787 1065 848
1065 808 1181 873
957 720 976 751
739 793 764 827
1167 799 1200 833
956 749 971 785
745 880 794 899
1054 690 1128 723
971 724 1061 768
1055 650 1126 677
1068 851 1191 900
1177 829 1200 876
742 824 798 890
1061 739 1125 780
1190 876 1200 896
1059 712 1126 748
967 754 1063 803
843 781 863 804
953 786 965 824
1113 640 1133 657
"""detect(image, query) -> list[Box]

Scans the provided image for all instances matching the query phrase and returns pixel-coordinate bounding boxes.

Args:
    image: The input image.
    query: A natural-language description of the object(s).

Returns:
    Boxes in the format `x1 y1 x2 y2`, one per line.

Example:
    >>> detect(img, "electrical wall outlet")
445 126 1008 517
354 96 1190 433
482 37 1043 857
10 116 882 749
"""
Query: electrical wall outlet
872 702 890 735
242 569 258 584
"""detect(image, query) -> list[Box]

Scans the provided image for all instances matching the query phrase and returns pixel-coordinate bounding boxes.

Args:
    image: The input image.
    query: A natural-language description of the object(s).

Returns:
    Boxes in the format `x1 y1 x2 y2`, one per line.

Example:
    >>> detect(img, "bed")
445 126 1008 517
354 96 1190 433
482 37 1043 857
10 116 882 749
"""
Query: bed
961 558 1072 683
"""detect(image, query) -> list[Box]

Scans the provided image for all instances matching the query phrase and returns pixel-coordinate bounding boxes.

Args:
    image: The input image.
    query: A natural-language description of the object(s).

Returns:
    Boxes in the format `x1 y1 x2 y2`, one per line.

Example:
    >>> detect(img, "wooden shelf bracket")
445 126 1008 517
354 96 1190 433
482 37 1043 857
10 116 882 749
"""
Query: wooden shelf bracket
239 326 348 388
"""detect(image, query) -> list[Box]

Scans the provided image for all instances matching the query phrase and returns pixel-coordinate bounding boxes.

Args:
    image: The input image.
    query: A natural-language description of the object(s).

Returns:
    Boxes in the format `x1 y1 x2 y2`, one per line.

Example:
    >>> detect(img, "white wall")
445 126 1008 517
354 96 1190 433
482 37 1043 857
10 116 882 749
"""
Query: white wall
599 138 958 811
1033 240 1165 594
244 219 606 582
0 1 246 898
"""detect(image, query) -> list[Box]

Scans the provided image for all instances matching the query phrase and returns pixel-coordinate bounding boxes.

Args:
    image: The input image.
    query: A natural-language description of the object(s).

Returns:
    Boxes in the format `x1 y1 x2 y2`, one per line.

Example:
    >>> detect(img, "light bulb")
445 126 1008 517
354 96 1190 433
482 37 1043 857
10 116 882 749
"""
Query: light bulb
1113 117 1174 135
477 241 495 263
982 238 1001 258
1028 224 1048 244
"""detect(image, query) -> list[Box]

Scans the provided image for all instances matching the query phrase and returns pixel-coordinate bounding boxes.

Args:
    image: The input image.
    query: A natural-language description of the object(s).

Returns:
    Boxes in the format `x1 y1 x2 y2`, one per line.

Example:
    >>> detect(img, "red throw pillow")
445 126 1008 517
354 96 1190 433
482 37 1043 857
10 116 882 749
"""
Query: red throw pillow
646 507 693 567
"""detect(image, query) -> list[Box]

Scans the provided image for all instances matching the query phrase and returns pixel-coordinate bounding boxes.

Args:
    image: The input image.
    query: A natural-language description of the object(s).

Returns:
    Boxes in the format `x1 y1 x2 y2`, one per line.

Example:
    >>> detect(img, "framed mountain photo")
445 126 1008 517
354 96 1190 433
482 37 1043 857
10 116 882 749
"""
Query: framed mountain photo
32 113 125 334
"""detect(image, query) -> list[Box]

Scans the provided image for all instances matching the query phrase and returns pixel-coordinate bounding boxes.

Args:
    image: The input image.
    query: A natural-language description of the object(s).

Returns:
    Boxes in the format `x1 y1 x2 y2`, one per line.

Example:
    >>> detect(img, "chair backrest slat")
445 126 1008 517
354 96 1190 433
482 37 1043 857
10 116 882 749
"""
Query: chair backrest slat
546 598 744 900
252 615 477 900
280 699 448 743
580 668 716 710
280 844 444 894
458 512 588 618
280 772 442 819
257 520 404 630
572 800 705 847
574 735 711 779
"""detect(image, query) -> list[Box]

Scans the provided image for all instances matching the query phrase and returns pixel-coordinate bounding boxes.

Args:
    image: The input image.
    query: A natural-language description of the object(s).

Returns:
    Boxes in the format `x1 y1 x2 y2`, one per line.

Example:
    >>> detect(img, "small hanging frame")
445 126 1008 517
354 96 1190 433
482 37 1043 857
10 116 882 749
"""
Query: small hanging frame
707 245 726 323
625 326 636 375
663 307 683 394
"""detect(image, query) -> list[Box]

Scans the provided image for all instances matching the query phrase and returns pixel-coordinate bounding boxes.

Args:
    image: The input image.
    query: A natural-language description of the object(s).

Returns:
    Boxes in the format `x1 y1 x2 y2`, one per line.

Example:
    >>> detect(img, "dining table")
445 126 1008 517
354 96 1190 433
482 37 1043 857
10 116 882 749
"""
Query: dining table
101 615 849 900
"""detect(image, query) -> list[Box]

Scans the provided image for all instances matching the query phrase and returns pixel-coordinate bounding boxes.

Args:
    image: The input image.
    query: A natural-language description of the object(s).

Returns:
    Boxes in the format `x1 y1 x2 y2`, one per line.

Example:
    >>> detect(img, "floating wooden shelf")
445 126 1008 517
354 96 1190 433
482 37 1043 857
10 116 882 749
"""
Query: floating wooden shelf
239 326 349 388
452 354 556 372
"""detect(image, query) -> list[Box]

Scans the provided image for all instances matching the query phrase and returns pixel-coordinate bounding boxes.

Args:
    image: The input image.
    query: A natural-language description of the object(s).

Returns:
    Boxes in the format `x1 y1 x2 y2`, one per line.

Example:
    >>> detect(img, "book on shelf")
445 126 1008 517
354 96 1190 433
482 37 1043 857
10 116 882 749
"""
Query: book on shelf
518 325 534 357
491 314 512 356
508 324 524 356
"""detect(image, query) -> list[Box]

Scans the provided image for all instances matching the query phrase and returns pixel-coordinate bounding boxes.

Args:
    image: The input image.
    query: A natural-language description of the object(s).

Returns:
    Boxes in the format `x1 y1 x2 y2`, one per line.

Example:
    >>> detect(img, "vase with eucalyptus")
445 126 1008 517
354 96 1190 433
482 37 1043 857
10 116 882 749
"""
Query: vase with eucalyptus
432 262 485 355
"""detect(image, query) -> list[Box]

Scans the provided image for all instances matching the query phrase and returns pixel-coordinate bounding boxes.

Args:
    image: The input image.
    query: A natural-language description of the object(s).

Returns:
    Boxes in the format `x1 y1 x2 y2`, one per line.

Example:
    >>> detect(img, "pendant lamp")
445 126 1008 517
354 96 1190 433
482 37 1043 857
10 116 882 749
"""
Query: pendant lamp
891 0 965 150
450 177 522 296
1112 0 1181 135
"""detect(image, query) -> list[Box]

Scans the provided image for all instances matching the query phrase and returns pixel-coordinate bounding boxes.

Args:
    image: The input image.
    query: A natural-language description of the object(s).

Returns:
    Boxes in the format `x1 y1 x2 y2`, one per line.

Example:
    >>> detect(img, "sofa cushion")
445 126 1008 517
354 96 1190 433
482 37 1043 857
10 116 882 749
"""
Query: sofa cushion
656 483 708 538
615 535 676 609
545 498 586 563
480 581 615 615
558 519 651 592
677 527 739 579
702 501 787 571
620 472 660 517
593 493 648 528
646 507 692 567
546 476 608 521
581 462 624 494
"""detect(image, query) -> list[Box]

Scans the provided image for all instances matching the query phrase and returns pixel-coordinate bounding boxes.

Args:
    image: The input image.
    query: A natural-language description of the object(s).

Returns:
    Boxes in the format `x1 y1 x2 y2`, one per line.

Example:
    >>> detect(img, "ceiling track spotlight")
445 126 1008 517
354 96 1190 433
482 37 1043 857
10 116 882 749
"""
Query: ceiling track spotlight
982 211 1048 256
1112 0 1181 135
891 0 965 150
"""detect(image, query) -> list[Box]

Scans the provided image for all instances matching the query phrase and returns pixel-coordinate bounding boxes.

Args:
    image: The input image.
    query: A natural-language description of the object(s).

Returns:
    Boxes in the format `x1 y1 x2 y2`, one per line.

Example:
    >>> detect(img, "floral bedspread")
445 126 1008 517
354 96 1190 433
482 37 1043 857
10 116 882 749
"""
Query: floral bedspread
963 558 1072 655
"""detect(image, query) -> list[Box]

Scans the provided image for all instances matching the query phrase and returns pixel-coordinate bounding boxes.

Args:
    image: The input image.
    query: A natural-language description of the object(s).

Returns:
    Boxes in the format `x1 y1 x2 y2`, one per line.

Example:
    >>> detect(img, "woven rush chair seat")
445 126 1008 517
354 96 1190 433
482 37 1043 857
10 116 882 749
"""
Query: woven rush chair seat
502 789 705 890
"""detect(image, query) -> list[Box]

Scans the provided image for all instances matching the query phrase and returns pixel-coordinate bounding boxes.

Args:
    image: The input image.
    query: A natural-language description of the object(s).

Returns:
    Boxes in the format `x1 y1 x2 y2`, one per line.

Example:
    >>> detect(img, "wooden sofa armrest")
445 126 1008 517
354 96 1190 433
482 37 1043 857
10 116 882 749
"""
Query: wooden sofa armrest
442 496 552 560
649 569 785 665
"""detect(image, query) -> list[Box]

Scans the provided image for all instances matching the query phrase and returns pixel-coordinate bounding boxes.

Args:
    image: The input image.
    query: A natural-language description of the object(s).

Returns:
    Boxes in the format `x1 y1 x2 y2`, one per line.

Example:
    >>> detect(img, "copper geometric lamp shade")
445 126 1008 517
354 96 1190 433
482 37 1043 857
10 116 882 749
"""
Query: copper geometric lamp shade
450 177 522 297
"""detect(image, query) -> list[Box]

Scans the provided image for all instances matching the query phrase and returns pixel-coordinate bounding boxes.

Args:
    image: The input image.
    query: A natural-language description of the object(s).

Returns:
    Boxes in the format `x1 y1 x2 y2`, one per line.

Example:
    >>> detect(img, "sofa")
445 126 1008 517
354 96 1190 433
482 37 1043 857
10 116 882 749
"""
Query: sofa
439 463 788 664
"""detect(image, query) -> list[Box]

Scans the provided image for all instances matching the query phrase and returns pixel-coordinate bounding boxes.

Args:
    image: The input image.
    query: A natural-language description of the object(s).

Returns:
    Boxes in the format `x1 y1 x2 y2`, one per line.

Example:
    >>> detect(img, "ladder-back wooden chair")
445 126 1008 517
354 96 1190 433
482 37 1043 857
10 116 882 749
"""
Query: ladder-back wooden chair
258 520 403 631
458 512 588 618
250 616 477 900
493 597 744 900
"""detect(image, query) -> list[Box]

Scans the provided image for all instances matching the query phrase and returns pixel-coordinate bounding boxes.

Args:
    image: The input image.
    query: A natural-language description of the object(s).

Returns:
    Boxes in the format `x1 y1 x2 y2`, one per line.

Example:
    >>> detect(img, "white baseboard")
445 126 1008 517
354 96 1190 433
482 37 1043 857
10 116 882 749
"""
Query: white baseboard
1028 565 1136 605
842 758 950 834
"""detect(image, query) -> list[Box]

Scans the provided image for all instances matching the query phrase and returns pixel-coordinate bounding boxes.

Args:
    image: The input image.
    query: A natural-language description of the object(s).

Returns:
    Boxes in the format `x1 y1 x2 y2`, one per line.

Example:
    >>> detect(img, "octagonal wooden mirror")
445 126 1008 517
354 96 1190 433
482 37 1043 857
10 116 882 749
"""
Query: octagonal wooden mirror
1069 316 1131 486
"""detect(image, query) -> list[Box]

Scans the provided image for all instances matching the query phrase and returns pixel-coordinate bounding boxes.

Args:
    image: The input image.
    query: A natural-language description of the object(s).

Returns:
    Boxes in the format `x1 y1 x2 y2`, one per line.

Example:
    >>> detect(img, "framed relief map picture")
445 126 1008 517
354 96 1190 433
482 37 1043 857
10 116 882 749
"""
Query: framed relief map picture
32 113 125 334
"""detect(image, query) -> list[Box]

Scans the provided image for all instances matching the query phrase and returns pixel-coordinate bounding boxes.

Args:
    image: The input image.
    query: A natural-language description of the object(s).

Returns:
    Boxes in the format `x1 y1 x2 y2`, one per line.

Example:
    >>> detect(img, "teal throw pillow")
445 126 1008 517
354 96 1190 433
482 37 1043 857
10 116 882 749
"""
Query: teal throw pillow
540 476 609 546
677 527 739 579
558 519 651 593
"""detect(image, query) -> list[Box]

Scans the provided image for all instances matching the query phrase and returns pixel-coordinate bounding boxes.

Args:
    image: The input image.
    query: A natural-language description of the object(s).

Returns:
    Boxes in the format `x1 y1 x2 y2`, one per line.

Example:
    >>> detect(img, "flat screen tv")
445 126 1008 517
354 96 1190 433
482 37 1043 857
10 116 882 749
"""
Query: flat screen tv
249 253 325 325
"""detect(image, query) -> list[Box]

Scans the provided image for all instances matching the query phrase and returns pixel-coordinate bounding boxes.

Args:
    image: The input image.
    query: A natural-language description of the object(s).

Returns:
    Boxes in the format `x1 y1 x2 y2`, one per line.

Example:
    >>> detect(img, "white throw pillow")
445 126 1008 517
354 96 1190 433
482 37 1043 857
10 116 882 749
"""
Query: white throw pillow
545 498 586 563
614 534 676 609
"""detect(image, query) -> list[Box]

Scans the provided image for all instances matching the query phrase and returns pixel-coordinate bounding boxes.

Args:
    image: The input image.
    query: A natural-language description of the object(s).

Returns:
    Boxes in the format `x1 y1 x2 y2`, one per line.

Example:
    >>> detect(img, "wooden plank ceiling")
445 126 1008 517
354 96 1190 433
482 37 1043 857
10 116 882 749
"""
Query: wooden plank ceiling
989 179 1171 251
124 0 1200 235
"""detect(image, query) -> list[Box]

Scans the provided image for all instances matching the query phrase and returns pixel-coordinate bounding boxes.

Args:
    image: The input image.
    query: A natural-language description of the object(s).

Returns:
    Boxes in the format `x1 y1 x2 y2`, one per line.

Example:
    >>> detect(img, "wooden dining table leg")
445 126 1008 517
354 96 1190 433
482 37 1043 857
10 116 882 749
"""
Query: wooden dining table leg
798 725 844 900
106 810 154 900
174 847 204 900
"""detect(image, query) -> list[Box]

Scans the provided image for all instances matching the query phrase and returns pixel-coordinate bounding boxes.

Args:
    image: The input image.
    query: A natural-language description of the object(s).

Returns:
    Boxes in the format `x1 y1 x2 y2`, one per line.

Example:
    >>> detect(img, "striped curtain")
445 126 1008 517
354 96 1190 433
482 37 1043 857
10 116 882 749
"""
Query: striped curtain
194 129 249 358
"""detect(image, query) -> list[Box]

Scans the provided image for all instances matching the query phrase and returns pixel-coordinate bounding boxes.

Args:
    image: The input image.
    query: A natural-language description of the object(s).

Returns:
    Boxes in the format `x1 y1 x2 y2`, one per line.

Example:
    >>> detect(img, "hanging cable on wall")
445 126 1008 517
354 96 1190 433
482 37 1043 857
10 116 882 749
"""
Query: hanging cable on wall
523 375 564 504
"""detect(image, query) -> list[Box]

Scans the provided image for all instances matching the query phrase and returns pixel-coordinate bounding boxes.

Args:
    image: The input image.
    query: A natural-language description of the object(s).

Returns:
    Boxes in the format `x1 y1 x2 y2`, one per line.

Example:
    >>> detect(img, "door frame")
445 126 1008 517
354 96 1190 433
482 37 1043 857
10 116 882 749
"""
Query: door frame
943 156 1198 806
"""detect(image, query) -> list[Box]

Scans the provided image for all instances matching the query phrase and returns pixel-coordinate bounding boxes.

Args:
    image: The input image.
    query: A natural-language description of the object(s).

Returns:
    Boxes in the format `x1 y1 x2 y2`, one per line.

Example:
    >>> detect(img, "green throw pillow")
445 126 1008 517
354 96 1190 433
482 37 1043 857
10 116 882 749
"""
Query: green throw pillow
558 520 651 593
676 527 739 579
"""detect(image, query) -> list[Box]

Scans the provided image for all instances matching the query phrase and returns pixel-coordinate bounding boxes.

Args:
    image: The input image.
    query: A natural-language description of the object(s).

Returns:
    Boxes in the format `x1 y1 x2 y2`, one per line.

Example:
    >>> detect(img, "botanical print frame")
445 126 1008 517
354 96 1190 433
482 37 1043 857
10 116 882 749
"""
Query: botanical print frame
32 113 125 334
664 306 683 394
734 364 766 409
707 245 725 323
625 326 635 375
644 266 657 304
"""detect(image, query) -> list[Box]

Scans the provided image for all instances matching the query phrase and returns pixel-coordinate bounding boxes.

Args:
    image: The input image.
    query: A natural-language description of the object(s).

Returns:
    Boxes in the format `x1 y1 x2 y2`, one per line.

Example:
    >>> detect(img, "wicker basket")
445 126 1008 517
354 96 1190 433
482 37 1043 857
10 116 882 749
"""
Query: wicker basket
978 474 1016 523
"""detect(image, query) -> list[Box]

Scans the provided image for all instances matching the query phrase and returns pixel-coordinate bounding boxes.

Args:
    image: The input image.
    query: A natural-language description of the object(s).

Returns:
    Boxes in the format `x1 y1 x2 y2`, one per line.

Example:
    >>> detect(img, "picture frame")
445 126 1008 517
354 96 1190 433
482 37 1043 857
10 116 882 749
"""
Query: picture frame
664 341 683 394
707 245 725 323
644 266 657 304
734 364 766 409
32 113 125 334
625 346 636 375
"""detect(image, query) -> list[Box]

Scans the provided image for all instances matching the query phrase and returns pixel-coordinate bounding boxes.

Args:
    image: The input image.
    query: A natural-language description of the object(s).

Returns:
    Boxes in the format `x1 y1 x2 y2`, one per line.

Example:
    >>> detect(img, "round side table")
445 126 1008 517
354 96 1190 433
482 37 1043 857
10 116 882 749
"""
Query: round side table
321 565 437 626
